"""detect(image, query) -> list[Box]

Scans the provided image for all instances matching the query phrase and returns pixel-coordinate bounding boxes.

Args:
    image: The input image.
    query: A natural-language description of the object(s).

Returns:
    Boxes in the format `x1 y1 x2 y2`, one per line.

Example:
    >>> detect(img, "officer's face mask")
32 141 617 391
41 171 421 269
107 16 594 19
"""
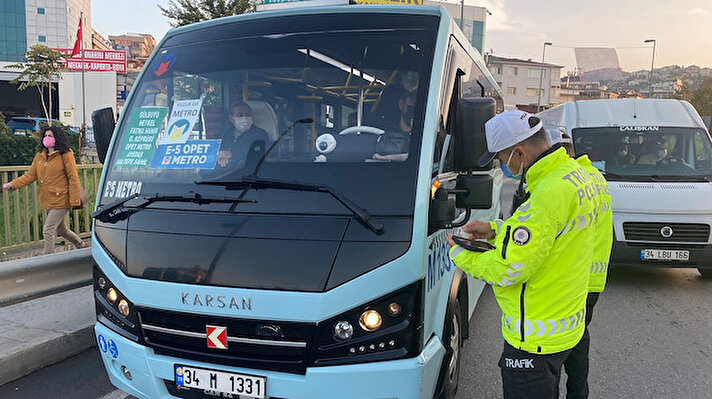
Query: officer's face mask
658 149 668 158
232 116 253 134
501 149 523 180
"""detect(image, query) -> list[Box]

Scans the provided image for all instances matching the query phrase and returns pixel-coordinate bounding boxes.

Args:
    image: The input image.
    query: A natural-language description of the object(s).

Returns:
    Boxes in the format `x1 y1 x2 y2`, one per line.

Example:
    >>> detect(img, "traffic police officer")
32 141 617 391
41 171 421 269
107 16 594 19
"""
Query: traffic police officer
566 153 613 398
446 111 600 399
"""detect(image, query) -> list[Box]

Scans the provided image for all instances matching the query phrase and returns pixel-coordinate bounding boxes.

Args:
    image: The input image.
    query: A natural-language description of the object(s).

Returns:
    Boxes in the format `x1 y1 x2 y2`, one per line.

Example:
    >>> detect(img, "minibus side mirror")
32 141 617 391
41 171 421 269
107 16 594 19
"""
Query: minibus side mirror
454 97 496 171
429 187 458 232
454 174 493 209
92 107 116 164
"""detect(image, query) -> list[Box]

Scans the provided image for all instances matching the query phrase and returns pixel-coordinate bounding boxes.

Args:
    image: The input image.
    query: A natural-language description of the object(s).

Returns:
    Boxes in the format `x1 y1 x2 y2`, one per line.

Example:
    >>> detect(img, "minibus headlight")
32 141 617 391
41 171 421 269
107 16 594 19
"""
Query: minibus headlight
118 299 131 317
310 279 423 367
107 288 118 303
359 310 382 332
93 266 142 342
333 321 354 341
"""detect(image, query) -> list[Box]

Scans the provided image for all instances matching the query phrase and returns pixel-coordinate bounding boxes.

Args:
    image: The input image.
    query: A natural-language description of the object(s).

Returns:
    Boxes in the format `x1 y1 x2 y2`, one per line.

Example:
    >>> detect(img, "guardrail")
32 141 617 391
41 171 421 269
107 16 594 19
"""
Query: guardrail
0 247 93 307
0 164 102 252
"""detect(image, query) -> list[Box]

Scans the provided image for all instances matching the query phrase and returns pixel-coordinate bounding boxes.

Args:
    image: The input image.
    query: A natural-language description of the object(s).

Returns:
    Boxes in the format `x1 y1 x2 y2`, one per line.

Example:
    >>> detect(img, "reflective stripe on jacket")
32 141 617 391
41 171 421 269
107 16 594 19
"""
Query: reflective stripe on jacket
576 155 613 293
10 150 81 210
449 147 599 354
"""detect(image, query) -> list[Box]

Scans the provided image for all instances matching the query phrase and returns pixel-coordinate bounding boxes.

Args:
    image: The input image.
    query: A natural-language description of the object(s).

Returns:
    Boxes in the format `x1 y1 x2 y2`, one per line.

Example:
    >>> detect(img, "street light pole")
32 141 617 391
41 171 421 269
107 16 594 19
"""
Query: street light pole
645 39 656 98
460 0 464 31
536 42 552 112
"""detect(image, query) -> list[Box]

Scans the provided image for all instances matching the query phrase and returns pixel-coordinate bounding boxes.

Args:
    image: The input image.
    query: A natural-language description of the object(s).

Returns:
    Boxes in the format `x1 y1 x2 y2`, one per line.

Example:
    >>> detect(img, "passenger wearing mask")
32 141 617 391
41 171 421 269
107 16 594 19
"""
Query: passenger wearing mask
217 101 270 169
637 138 668 165
372 91 415 162
610 142 636 166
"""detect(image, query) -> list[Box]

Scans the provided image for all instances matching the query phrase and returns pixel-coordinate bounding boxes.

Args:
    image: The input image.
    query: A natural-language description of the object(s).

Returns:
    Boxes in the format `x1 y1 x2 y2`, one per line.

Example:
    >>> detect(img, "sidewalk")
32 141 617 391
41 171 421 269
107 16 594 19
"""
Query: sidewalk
0 285 95 386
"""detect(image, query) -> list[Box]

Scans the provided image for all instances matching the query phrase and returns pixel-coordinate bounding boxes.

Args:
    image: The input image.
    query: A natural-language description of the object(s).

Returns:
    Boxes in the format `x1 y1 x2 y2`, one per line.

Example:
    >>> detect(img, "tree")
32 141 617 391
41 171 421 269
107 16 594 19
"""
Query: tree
0 111 11 135
158 0 256 27
8 45 67 121
691 86 712 117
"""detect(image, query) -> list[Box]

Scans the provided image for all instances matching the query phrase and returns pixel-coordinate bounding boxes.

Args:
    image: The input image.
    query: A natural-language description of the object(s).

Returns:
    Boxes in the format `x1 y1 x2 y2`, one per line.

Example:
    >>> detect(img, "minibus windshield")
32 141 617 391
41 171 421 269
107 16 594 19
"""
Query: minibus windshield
101 19 436 216
572 127 712 180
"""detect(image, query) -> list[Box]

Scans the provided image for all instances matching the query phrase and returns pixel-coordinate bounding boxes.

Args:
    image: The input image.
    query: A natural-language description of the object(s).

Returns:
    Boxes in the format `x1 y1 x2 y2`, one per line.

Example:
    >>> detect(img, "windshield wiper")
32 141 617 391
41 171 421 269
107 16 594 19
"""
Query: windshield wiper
92 192 255 223
596 169 633 180
196 176 385 235
650 174 712 182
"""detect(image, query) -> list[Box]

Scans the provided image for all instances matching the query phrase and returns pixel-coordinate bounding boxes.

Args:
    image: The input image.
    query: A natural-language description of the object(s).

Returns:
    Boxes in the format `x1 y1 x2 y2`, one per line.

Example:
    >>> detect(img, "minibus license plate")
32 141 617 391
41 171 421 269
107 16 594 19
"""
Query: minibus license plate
175 364 266 398
640 249 689 261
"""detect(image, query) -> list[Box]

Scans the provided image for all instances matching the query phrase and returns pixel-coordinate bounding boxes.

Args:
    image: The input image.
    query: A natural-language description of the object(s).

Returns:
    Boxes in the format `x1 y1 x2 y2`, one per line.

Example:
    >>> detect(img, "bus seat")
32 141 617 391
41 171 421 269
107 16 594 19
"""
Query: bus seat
246 100 279 142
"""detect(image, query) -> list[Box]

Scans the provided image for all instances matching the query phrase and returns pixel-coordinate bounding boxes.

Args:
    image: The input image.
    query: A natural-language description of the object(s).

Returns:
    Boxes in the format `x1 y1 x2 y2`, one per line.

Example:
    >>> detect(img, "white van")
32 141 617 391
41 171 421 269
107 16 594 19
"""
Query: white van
538 99 712 277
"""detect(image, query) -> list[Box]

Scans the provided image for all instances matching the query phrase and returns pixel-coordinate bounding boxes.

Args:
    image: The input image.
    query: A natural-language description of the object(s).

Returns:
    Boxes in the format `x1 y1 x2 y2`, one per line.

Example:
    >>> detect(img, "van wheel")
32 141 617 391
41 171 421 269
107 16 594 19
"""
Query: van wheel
435 298 462 399
697 268 712 279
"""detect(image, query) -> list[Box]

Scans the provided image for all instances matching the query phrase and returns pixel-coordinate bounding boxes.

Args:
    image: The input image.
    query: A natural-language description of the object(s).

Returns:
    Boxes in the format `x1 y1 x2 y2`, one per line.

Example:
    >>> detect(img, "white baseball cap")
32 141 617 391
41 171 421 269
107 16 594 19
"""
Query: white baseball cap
477 110 543 167
546 129 573 145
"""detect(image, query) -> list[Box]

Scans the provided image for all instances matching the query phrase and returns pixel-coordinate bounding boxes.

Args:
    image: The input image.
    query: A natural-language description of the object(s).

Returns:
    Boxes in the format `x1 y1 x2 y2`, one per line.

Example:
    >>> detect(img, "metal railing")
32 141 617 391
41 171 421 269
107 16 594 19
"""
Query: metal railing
0 164 103 252
0 248 93 307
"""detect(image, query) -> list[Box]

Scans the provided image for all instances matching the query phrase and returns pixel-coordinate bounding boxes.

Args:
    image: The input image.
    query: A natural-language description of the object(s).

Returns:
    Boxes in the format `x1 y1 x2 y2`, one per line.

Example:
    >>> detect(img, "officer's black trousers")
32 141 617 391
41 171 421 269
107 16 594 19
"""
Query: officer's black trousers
499 342 572 399
563 292 601 399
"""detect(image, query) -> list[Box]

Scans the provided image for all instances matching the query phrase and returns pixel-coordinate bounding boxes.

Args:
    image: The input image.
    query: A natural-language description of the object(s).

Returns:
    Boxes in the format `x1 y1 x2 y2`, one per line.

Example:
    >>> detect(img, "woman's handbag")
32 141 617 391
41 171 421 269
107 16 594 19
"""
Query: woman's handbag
60 152 88 210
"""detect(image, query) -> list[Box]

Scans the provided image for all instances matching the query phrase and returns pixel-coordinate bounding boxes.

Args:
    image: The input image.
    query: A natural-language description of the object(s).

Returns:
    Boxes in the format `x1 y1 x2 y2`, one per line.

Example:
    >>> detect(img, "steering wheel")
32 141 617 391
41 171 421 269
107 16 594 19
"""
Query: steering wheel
656 156 696 171
338 125 385 136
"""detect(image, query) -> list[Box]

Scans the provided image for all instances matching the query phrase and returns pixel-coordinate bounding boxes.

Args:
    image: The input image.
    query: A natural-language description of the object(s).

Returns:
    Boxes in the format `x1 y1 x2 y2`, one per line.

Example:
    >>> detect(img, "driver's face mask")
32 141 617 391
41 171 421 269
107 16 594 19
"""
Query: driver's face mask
233 116 253 134
618 148 628 156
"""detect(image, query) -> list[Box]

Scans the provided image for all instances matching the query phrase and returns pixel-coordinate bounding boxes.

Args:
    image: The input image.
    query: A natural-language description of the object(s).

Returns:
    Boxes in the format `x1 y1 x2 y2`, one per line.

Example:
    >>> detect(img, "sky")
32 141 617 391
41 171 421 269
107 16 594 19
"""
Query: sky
91 0 712 74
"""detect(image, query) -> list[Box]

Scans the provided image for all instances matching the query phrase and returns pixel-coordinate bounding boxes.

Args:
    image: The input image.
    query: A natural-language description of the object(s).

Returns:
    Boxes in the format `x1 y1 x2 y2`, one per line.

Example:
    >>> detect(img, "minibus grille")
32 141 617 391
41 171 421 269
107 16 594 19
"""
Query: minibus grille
623 222 710 243
137 307 315 374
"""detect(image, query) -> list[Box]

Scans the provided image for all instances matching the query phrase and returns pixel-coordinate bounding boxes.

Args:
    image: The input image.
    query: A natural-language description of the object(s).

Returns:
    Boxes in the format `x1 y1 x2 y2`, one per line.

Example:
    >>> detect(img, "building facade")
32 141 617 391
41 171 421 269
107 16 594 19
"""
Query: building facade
0 0 91 62
486 55 562 111
108 33 156 61
423 1 486 54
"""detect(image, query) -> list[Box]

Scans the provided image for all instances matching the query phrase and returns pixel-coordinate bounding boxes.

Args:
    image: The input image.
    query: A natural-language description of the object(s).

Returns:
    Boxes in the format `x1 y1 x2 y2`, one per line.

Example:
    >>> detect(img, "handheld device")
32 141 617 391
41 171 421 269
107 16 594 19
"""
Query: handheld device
451 235 496 252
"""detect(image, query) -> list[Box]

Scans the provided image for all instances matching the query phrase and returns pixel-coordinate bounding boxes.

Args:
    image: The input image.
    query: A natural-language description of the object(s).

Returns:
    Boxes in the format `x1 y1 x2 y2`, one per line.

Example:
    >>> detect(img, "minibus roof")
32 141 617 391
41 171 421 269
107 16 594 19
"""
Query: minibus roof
165 5 447 39
555 99 707 131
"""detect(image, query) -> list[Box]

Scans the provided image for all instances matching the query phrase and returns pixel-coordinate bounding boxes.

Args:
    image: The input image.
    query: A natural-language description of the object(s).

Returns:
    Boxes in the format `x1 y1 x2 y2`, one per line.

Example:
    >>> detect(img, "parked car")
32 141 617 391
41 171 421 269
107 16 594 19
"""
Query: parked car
6 117 57 136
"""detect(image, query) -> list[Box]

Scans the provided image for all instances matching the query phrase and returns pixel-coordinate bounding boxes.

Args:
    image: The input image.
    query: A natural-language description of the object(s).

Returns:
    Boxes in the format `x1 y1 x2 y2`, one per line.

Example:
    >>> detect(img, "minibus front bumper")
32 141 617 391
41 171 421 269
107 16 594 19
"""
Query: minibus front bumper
94 322 445 399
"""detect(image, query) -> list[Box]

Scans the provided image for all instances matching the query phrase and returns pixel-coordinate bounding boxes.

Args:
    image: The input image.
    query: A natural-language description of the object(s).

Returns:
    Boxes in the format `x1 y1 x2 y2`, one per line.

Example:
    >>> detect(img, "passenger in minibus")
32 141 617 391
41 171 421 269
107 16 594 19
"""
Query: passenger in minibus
607 142 636 166
637 138 668 165
217 101 271 168
372 91 415 162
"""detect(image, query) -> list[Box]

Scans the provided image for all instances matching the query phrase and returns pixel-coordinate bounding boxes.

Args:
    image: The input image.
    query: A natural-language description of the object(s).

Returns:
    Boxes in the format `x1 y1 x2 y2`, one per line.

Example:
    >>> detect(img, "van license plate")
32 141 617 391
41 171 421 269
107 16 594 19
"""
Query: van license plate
175 364 266 398
640 249 689 261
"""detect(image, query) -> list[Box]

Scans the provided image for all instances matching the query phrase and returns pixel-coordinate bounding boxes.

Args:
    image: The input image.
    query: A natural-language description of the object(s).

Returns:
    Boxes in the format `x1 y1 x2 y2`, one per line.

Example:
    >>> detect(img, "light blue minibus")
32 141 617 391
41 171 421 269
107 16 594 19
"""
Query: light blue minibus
90 5 504 398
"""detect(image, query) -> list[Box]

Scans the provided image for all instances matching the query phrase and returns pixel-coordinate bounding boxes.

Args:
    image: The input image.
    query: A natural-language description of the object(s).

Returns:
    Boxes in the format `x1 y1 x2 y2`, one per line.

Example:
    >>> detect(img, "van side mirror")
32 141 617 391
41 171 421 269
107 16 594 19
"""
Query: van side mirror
454 97 496 171
92 108 116 164
429 187 458 233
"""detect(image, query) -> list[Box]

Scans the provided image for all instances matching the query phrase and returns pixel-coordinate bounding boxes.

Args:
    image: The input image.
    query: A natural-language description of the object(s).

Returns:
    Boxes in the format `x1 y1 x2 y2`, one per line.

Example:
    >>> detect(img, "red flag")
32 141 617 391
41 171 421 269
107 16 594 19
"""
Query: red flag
71 18 82 57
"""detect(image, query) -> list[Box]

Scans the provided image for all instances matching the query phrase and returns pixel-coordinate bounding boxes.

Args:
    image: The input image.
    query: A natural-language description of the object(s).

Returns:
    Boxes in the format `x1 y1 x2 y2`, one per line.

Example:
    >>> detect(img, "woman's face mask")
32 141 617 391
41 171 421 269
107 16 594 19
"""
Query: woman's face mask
232 116 253 133
42 136 56 148
658 149 668 158
618 149 628 157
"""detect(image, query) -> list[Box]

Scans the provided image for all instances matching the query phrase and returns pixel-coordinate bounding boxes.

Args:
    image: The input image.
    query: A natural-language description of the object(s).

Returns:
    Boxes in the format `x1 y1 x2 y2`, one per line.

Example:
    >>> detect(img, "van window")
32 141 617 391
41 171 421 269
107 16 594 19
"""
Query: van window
572 127 712 180
100 21 437 216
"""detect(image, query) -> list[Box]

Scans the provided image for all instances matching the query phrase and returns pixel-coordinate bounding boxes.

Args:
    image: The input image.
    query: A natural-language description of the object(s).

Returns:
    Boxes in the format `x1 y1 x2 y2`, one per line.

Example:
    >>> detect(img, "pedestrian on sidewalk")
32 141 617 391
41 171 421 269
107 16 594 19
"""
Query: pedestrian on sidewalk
2 126 87 254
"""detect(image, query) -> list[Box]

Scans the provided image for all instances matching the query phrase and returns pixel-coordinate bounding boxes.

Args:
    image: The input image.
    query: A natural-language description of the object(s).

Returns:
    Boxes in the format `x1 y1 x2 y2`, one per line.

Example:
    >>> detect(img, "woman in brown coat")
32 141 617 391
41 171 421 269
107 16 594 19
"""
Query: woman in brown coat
2 126 87 253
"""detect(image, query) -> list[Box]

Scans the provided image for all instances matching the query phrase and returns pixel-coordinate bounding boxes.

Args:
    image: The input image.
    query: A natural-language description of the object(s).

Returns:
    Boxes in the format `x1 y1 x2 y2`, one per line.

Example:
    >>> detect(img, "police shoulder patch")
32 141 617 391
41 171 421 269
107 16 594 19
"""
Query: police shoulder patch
512 226 531 246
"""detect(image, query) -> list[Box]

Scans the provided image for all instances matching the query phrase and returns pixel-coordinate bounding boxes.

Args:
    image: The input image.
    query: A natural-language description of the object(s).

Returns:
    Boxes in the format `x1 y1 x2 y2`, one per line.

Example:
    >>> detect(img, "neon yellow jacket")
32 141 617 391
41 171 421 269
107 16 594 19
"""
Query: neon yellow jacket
577 155 613 293
449 147 599 354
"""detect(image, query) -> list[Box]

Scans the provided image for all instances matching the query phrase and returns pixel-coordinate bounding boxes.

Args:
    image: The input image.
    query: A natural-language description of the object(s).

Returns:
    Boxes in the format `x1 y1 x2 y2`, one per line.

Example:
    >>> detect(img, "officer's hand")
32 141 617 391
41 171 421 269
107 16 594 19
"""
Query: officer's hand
462 220 495 240
446 234 456 247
